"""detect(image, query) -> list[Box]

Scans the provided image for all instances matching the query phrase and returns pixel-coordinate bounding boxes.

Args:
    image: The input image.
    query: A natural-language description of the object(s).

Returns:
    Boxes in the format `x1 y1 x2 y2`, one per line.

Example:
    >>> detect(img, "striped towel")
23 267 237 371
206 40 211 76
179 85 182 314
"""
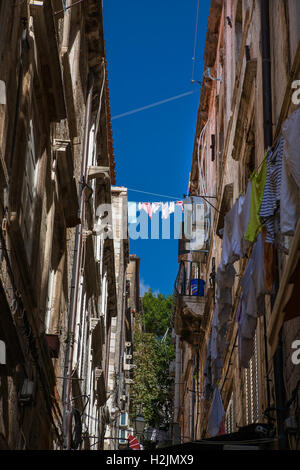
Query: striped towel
260 136 284 243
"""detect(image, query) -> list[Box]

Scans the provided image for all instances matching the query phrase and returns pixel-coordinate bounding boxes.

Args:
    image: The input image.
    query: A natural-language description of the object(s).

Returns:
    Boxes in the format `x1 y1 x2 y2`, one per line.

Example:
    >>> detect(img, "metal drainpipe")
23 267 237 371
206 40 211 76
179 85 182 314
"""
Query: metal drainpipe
260 0 288 449
62 74 94 449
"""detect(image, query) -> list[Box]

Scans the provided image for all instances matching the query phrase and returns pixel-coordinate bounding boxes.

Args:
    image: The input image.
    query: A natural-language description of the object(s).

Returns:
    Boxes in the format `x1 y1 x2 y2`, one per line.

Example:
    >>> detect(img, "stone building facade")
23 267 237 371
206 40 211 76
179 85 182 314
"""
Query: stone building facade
173 0 300 450
0 0 121 450
104 187 140 450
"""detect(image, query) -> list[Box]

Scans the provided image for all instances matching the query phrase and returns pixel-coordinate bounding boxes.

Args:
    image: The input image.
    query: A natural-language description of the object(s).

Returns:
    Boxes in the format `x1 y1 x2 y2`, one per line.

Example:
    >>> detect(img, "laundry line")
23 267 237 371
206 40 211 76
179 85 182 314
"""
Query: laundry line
127 187 217 200
128 201 184 222
127 187 221 220
127 187 183 201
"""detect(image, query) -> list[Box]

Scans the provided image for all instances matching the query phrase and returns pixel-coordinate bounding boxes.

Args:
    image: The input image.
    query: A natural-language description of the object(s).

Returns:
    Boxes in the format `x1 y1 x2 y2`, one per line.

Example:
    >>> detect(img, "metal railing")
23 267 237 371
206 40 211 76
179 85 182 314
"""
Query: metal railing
175 260 205 297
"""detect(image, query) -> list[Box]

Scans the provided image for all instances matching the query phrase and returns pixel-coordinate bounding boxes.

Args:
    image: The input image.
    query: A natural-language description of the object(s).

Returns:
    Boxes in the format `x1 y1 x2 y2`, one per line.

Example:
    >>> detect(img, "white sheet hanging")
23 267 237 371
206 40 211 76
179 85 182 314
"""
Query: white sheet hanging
280 108 300 235
151 202 162 215
207 386 225 437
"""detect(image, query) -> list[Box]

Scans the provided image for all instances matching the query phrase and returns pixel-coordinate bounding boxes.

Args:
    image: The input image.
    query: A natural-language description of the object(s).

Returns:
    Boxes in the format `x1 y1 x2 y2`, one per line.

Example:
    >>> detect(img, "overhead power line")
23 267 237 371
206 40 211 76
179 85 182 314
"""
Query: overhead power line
191 0 200 83
127 187 217 201
111 90 198 120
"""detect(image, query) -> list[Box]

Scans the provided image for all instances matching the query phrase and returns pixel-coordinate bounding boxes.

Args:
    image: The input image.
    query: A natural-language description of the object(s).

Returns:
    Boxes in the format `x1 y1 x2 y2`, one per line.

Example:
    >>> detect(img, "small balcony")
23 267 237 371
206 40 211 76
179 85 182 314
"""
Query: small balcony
173 260 213 347
175 260 206 316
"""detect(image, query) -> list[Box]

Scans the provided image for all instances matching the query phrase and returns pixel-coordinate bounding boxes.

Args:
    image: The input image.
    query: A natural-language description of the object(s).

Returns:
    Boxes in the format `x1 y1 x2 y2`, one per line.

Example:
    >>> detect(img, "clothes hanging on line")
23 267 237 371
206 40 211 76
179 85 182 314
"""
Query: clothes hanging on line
219 184 252 270
202 110 300 391
151 202 162 215
176 201 184 212
206 386 225 437
244 157 267 243
237 233 266 368
280 107 300 236
138 202 152 218
259 136 284 243
161 201 175 219
132 201 183 220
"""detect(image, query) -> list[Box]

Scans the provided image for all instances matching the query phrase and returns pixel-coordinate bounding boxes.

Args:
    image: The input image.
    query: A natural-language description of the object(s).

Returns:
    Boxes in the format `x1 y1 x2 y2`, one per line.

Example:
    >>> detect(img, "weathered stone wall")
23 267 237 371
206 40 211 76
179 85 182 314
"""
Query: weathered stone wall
176 0 300 447
0 0 117 450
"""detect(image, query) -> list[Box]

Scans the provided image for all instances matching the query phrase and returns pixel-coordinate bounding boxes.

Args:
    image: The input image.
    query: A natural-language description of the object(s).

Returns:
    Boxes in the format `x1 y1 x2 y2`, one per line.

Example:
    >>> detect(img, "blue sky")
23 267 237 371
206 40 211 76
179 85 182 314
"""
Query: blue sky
103 0 210 296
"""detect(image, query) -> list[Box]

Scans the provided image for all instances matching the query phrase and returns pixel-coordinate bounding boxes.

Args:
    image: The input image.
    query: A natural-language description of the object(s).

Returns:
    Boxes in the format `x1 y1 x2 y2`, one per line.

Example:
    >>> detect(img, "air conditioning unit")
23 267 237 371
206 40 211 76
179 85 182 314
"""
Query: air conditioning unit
125 354 132 360
123 363 136 371
125 378 134 385
19 379 35 405
125 342 131 348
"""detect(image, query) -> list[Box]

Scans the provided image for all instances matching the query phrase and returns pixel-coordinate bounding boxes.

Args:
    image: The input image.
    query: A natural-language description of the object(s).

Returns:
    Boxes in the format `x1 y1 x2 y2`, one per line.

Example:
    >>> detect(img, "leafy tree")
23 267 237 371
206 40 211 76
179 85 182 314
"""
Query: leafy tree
142 289 173 337
130 324 161 425
130 290 175 429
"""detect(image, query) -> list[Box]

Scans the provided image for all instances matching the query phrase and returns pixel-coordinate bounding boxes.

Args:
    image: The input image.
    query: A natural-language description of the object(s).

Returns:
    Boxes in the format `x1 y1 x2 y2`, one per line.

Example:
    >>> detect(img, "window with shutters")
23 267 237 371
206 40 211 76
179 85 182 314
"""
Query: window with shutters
20 118 40 263
225 391 235 434
245 334 260 424
120 412 127 428
119 429 127 445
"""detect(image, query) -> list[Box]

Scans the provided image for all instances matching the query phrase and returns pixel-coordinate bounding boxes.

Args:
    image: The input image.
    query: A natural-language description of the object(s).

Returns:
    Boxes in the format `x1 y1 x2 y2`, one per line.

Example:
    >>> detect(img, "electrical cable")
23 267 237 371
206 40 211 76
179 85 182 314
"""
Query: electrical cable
127 187 216 201
54 0 86 16
0 225 64 446
191 0 200 83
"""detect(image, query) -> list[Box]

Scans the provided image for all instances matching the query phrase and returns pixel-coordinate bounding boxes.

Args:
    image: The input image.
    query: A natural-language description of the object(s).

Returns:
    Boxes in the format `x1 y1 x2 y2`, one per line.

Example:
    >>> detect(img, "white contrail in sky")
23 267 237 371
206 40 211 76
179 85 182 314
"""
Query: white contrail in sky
111 90 198 120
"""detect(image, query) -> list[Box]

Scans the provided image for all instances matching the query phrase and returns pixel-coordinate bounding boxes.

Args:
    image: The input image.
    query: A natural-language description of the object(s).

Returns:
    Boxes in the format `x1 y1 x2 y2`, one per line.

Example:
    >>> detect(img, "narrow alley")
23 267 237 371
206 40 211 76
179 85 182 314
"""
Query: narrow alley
0 0 300 454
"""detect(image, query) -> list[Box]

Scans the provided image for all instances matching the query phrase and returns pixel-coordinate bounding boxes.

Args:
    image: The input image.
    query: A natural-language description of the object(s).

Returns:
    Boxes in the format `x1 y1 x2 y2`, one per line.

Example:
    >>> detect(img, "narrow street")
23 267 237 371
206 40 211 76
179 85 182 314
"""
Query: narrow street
0 0 300 454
